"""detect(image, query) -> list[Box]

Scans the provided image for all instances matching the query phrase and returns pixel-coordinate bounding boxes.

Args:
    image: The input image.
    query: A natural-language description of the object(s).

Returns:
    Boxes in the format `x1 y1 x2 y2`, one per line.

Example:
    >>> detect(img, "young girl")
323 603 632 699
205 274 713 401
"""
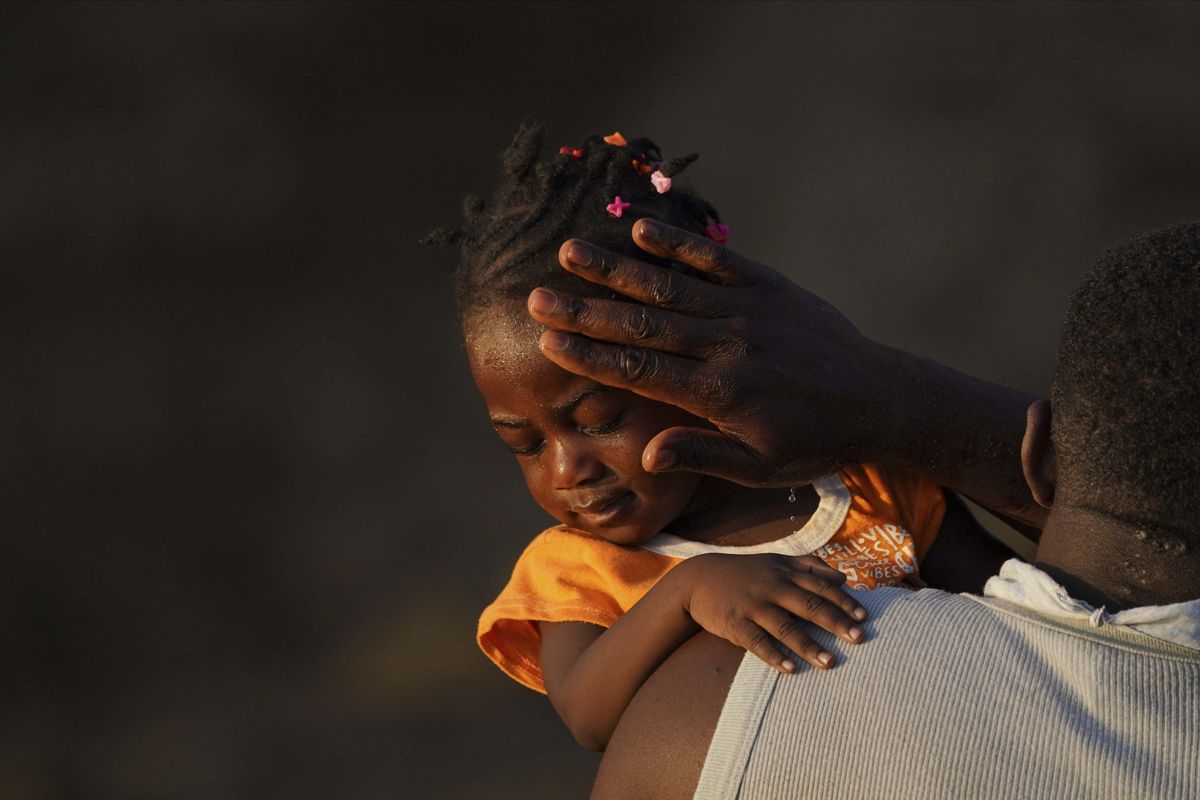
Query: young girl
424 123 1009 750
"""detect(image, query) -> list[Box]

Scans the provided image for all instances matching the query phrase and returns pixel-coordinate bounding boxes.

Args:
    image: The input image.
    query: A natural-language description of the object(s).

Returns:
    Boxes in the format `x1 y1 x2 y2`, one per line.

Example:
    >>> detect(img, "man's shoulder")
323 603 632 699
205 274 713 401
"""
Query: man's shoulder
854 584 976 612
852 584 998 637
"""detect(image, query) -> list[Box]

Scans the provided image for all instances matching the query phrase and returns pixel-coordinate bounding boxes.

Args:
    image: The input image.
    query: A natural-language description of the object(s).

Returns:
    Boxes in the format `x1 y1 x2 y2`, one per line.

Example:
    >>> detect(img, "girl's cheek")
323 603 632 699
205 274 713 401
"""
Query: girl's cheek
519 466 550 504
613 424 657 463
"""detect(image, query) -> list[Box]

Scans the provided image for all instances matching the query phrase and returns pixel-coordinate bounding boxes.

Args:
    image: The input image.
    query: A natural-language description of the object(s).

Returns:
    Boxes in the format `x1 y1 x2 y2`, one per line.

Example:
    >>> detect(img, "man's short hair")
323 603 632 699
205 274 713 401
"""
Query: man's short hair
1051 221 1200 536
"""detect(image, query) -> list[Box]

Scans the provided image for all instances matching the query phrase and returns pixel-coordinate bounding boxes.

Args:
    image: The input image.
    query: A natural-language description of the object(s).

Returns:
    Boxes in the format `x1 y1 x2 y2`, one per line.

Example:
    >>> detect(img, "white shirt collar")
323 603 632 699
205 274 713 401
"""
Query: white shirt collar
983 559 1200 651
638 473 851 559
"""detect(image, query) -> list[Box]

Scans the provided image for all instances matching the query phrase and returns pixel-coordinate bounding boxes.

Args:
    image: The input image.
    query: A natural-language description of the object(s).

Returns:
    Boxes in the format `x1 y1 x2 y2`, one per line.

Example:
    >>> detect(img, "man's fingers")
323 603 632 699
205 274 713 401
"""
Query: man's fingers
642 428 770 485
557 239 729 317
632 218 776 288
538 332 709 411
528 289 718 357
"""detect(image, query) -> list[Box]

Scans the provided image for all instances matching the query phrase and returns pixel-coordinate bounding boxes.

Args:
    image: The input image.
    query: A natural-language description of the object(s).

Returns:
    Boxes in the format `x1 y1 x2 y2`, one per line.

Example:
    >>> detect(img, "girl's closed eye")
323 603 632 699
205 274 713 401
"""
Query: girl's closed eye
509 439 545 457
575 394 628 436
579 408 626 436
493 425 545 457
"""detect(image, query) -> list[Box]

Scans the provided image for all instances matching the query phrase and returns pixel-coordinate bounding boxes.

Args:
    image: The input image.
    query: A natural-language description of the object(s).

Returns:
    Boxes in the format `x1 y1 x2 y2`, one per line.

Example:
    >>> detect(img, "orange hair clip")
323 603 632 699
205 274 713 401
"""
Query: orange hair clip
603 131 628 147
631 158 653 175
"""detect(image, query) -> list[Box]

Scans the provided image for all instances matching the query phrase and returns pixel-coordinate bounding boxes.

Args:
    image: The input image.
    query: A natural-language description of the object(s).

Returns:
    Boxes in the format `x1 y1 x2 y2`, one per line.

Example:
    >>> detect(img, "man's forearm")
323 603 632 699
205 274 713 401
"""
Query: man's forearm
874 342 1046 529
530 222 1047 519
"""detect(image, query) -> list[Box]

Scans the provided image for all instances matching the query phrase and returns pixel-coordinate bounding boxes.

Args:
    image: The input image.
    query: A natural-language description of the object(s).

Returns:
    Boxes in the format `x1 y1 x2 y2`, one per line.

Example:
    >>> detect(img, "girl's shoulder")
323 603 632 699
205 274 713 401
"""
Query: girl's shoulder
523 524 666 568
837 462 942 505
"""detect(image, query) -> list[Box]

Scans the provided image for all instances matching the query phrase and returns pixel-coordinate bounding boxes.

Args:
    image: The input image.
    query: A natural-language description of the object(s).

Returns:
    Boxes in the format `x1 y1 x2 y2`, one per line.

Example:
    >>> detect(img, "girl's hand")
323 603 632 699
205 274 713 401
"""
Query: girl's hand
675 553 867 672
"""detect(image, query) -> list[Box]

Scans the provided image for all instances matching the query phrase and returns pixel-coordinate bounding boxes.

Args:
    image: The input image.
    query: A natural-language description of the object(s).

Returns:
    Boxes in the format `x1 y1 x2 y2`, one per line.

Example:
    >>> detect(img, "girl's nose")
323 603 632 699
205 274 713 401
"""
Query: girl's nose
550 436 604 488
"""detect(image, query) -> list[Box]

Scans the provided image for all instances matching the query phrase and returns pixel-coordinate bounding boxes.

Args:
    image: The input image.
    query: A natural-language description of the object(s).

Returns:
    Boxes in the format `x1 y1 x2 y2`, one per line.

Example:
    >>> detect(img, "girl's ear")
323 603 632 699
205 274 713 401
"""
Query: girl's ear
1021 399 1056 508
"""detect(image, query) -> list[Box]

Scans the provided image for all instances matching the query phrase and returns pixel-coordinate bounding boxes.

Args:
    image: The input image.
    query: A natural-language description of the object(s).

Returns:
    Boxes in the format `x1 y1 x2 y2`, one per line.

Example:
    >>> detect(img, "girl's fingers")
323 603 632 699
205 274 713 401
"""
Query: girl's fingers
732 617 797 673
791 555 848 584
779 579 866 645
756 606 836 671
557 239 730 317
631 218 776 287
789 562 867 623
527 289 720 357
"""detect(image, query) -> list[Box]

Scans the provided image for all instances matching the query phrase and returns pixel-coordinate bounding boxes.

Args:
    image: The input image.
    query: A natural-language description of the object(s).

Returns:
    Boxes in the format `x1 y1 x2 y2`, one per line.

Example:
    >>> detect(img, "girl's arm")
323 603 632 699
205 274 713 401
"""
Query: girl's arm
539 553 866 751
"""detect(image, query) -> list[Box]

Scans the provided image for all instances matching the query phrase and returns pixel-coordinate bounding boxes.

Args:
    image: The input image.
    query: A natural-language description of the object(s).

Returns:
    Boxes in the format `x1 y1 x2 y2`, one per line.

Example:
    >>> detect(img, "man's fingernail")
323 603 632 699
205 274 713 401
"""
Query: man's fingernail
818 652 834 667
781 660 796 673
647 448 674 471
566 242 594 266
848 627 863 642
853 607 868 622
637 219 663 244
528 288 559 315
541 331 570 352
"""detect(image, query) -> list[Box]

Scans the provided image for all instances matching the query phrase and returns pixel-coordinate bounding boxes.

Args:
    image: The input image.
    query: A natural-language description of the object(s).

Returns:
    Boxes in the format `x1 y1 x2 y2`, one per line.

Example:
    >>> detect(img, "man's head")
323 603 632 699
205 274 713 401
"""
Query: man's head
1024 221 1200 546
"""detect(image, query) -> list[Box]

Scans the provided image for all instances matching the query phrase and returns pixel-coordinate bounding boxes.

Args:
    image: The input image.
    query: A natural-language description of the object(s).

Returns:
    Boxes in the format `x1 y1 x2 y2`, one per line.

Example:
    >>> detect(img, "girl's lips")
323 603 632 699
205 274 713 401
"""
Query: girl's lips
572 491 635 526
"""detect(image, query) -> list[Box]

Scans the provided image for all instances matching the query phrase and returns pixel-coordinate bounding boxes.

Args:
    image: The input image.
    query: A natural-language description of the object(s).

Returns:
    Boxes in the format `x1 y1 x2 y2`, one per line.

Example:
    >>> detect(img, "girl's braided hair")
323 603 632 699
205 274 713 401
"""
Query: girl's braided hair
422 121 722 322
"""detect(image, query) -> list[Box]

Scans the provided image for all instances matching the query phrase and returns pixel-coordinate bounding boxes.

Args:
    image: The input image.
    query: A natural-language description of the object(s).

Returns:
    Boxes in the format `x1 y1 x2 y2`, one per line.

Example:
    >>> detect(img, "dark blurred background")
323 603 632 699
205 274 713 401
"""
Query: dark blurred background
4 2 1200 797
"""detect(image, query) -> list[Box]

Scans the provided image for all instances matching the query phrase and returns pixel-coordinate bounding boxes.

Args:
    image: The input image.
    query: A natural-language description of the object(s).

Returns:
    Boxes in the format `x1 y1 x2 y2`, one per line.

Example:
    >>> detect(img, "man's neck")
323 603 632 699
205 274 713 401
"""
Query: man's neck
1034 505 1200 611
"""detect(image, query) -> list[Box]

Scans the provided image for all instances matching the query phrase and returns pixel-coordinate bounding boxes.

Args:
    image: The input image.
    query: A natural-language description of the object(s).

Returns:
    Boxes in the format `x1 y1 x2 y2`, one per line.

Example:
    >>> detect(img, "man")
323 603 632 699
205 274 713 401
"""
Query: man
532 221 1200 798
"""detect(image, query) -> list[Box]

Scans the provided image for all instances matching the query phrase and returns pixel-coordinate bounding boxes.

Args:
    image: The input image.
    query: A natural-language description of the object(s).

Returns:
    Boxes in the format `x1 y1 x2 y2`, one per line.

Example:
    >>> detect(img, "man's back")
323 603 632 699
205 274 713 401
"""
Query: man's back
591 222 1200 800
693 584 1200 799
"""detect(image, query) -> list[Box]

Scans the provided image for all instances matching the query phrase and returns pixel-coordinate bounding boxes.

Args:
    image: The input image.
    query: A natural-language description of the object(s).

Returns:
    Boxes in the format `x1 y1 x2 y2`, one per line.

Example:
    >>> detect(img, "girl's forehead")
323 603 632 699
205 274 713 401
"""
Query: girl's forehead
465 305 553 382
465 300 540 353
465 303 627 412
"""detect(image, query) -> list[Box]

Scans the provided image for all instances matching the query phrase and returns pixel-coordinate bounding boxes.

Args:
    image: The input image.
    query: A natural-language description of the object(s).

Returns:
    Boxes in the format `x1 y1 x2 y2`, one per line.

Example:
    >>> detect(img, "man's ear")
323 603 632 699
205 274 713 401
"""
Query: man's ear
1021 399 1056 508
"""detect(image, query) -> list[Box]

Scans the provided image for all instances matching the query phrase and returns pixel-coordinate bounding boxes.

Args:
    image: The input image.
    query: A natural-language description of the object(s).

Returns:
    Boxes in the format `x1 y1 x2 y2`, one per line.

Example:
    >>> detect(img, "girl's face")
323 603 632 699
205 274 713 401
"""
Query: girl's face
466 307 706 545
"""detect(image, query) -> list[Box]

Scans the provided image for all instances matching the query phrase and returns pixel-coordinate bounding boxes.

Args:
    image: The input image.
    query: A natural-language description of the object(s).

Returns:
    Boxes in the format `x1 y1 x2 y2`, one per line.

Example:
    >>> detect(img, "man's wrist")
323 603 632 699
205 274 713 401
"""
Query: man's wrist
856 339 935 467
860 340 1043 524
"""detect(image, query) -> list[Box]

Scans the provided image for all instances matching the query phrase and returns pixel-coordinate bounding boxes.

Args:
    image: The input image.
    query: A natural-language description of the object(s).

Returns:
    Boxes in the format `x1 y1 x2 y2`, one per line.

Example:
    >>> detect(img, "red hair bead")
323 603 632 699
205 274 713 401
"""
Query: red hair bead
704 222 730 246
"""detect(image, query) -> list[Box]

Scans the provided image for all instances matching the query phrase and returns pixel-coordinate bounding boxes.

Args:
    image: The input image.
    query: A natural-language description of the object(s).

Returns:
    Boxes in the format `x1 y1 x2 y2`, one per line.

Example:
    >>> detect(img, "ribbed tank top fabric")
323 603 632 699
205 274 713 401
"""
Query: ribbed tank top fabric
694 588 1200 800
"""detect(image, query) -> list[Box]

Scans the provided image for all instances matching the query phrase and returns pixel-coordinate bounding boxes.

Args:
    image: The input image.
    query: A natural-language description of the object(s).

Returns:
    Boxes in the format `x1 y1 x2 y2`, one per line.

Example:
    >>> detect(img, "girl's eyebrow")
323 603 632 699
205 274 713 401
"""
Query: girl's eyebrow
552 386 607 416
489 387 611 429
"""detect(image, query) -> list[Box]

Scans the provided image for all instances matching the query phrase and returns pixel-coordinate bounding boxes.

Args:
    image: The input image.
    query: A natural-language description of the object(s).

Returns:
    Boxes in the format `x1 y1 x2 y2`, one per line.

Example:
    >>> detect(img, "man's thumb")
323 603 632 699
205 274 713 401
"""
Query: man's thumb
642 427 768 486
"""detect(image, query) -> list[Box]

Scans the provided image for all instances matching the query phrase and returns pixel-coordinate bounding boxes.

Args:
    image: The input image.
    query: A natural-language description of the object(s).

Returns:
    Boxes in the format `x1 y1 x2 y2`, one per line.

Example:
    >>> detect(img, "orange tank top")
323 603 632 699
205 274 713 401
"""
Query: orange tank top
478 463 945 693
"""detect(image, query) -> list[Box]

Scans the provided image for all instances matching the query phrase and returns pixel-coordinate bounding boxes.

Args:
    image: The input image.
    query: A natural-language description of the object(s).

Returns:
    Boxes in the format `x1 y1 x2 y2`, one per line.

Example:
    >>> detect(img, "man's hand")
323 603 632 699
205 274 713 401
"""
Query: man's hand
527 218 895 487
528 218 1045 526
